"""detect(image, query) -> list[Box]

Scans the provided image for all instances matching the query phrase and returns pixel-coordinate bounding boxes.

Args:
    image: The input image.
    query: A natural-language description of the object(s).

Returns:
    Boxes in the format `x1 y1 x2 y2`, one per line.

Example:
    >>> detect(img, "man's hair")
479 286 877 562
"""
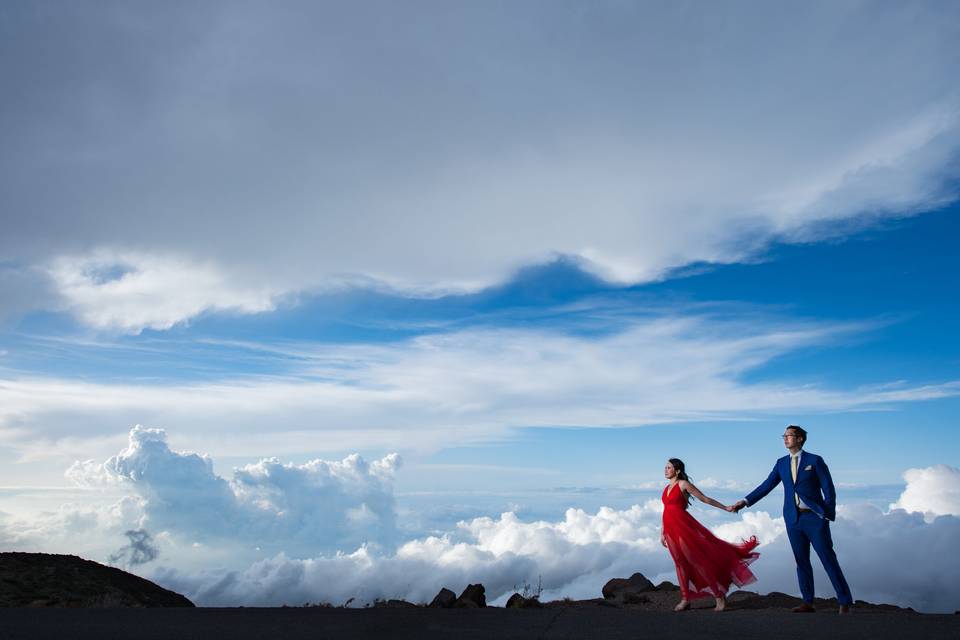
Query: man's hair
786 425 807 444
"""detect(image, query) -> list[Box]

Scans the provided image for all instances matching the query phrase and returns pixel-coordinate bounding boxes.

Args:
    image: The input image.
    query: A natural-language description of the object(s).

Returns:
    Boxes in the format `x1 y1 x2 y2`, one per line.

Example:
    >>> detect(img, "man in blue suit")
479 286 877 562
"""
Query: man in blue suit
732 425 852 614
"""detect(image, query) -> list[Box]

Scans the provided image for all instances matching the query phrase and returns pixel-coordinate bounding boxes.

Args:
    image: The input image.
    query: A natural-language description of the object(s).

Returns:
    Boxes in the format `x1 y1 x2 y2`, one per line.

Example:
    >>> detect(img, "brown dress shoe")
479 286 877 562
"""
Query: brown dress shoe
791 603 816 613
838 605 851 614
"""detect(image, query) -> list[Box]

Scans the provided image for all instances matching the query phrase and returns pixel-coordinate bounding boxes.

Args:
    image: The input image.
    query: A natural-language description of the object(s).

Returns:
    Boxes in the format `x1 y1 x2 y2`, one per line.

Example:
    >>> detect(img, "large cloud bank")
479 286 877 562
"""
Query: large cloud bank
2 2 959 331
66 426 401 556
149 501 782 609
5 429 946 612
149 504 960 613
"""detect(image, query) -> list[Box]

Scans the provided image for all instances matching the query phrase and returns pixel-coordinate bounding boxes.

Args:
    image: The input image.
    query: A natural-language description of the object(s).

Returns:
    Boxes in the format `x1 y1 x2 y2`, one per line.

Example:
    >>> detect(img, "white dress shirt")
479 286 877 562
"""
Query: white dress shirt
791 450 813 511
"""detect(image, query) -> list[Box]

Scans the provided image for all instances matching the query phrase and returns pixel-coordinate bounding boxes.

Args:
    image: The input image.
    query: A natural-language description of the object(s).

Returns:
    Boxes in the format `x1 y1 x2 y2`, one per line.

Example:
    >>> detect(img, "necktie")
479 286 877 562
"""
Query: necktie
791 455 800 506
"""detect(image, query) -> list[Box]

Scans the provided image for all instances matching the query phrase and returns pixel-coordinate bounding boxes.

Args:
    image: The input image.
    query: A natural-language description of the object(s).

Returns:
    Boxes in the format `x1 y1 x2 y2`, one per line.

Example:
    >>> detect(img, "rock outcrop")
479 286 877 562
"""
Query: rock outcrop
601 573 656 605
0 552 194 608
374 599 418 608
429 588 457 608
453 584 486 608
505 593 543 609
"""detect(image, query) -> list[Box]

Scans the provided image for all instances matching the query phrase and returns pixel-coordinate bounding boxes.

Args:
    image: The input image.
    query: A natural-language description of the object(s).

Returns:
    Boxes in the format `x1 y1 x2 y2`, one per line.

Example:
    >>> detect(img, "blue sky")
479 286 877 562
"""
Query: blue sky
3 200 958 496
2 0 959 612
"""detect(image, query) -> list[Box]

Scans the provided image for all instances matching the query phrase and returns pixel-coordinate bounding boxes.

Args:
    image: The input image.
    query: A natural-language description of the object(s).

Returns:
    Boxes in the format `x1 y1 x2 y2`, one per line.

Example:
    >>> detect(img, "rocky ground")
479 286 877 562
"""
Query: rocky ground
3 605 958 640
2 554 957 639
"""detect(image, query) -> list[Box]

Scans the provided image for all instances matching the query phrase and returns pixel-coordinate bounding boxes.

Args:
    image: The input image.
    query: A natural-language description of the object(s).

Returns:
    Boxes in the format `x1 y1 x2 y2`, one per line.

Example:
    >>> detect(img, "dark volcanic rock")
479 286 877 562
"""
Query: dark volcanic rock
374 599 418 608
602 573 655 605
428 588 456 608
0 552 194 608
505 593 543 609
453 584 486 608
655 580 679 591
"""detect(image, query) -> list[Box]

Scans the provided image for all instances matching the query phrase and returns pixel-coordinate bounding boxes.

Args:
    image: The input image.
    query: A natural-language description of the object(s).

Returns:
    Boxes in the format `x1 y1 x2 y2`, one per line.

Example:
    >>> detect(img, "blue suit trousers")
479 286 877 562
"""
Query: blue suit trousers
787 512 852 605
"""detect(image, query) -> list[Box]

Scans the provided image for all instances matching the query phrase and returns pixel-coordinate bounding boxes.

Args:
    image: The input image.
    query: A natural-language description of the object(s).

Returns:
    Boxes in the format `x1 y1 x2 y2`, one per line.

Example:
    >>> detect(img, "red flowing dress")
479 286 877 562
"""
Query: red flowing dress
661 483 760 600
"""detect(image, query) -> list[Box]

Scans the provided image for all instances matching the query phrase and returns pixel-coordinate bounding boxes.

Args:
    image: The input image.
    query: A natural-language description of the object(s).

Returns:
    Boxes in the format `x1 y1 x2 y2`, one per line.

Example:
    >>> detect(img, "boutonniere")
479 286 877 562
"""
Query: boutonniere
804 465 813 471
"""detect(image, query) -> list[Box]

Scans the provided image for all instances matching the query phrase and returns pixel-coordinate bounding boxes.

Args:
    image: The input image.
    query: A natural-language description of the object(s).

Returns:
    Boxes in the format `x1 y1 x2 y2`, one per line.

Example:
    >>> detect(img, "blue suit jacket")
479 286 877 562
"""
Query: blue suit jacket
745 451 837 522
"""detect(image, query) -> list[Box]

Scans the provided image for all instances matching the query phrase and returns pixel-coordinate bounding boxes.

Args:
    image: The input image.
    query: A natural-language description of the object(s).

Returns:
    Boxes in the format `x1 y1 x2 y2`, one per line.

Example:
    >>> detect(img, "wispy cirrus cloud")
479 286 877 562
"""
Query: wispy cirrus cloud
1 313 957 466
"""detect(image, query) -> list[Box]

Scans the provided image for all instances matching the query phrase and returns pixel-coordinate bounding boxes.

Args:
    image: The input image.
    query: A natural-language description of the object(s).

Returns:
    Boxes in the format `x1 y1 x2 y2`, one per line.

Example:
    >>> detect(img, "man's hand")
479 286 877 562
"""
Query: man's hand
730 499 747 513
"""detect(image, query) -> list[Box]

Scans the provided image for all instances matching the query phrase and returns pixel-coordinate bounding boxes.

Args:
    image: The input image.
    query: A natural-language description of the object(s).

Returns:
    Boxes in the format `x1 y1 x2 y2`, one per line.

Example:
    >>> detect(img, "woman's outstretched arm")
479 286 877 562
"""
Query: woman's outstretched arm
679 480 728 510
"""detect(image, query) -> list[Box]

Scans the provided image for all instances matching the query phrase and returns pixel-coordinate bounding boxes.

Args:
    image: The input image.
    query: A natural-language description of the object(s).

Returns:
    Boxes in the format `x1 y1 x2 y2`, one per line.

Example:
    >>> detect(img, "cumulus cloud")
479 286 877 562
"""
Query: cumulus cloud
11 432 960 612
711 511 786 546
149 500 960 613
1 3 959 329
834 504 960 613
65 459 127 488
150 501 681 608
889 464 960 520
67 426 402 555
4 316 959 463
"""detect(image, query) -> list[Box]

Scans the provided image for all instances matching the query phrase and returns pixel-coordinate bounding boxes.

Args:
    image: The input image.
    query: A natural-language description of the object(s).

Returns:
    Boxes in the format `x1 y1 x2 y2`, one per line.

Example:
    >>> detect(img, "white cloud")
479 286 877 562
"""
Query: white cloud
711 511 786 546
833 504 960 613
47 251 281 333
8 432 960 612
64 459 126 488
65 425 402 556
0 493 146 560
2 317 958 466
695 477 752 492
889 464 960 520
147 499 960 613
149 501 680 608
2 3 959 328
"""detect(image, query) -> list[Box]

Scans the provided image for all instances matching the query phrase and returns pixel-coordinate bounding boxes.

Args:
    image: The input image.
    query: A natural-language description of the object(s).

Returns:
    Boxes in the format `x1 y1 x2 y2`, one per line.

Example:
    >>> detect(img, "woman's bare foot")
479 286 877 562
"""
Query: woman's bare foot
674 599 690 611
714 595 726 612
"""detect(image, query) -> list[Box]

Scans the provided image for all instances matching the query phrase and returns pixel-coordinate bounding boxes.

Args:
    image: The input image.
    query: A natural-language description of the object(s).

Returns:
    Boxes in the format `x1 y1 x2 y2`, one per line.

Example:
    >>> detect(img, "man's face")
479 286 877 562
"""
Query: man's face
782 428 802 450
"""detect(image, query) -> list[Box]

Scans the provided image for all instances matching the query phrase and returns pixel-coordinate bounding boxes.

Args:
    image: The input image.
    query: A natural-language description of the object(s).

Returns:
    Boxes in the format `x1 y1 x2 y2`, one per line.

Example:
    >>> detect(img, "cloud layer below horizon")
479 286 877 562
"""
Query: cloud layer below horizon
3 427 958 612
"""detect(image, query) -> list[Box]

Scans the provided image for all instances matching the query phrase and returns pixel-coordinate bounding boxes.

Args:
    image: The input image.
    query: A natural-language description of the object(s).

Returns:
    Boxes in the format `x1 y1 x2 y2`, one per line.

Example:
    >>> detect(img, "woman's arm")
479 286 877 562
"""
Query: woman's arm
679 480 728 510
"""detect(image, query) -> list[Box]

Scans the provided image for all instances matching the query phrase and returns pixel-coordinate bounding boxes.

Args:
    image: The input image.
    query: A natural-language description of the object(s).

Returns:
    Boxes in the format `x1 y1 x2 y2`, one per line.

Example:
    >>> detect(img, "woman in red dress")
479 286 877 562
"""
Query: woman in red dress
660 458 760 611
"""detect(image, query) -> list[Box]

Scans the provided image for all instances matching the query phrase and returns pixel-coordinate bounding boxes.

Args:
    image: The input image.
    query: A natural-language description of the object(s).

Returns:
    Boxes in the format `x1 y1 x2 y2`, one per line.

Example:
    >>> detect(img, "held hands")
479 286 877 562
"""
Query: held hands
727 499 747 513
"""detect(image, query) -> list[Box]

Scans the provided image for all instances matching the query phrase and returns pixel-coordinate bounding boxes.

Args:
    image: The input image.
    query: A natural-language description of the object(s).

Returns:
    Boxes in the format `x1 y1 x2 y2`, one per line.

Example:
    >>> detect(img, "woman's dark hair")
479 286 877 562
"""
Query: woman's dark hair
668 458 693 508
